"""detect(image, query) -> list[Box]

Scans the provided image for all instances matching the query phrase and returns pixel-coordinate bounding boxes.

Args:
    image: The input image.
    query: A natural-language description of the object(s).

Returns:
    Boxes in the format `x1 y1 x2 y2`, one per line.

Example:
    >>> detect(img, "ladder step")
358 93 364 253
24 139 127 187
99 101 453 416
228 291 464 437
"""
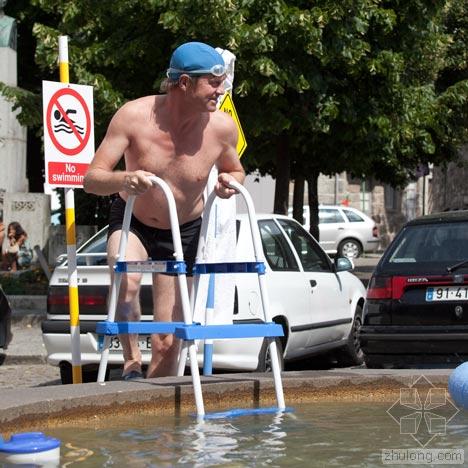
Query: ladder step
203 406 294 420
193 261 265 275
175 323 283 340
96 321 186 335
114 260 186 274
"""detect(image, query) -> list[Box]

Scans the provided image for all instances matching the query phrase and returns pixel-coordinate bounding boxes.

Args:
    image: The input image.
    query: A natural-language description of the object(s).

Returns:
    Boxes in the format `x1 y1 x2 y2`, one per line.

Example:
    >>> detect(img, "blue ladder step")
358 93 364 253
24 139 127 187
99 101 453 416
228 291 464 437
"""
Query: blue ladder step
114 260 186 274
175 323 284 340
96 321 186 335
193 262 266 275
203 406 294 420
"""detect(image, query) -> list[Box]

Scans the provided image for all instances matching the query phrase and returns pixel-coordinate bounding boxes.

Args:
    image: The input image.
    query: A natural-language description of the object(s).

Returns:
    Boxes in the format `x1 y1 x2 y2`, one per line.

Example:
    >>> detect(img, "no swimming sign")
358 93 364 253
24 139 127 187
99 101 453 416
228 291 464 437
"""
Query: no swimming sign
42 80 95 188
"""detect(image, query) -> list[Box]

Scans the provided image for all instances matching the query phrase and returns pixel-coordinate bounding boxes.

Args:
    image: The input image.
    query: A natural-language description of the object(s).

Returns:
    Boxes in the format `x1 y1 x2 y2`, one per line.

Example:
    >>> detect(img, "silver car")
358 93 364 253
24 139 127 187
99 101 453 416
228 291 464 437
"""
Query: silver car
290 205 380 259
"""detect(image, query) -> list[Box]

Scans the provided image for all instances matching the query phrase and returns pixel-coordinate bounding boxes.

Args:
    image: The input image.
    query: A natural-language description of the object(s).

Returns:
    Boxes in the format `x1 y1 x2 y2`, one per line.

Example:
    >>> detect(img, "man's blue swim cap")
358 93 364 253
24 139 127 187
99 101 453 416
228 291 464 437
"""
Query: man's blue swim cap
167 42 225 80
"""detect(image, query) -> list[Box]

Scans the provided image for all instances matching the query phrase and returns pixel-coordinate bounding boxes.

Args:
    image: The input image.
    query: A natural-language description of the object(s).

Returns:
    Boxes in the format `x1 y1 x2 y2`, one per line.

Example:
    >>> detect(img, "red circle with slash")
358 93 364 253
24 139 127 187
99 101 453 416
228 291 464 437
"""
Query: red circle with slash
46 87 91 156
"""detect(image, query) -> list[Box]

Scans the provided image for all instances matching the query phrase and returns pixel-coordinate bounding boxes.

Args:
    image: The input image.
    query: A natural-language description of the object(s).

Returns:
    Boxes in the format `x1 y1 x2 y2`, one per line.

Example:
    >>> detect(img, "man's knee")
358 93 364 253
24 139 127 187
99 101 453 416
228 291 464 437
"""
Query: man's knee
118 273 142 301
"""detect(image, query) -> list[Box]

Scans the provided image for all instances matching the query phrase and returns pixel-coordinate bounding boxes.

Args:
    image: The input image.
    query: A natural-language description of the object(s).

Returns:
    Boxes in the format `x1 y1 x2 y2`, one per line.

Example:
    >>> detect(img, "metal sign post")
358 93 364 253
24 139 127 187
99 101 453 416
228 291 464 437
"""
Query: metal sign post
59 36 82 384
43 37 95 383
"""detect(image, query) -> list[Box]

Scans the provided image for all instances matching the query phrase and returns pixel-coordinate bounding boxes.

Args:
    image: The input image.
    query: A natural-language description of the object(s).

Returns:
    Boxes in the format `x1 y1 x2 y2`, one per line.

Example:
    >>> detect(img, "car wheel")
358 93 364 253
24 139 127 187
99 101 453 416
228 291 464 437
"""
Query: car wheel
59 362 109 384
335 305 364 367
256 337 284 372
338 239 362 259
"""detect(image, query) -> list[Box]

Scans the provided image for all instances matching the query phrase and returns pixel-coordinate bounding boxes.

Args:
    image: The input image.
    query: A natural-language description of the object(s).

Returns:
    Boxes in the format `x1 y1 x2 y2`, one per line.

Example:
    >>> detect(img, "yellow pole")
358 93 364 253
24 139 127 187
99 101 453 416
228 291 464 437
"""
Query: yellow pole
59 35 82 384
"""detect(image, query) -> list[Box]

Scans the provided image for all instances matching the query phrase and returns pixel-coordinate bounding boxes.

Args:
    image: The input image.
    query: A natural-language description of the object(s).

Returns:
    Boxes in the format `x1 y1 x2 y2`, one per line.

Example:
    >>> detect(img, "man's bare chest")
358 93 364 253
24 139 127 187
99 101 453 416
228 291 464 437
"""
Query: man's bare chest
126 131 221 183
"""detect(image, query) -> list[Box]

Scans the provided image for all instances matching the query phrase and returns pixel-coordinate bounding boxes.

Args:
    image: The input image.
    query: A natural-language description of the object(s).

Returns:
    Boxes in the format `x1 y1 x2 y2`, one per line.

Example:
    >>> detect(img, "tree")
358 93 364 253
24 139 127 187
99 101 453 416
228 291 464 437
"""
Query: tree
2 0 467 235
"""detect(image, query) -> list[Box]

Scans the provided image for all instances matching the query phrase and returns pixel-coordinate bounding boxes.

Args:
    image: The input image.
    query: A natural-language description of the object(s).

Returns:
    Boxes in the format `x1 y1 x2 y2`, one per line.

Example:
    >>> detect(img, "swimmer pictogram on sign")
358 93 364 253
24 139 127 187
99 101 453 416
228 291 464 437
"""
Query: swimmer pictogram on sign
42 81 95 188
46 87 91 156
53 108 84 135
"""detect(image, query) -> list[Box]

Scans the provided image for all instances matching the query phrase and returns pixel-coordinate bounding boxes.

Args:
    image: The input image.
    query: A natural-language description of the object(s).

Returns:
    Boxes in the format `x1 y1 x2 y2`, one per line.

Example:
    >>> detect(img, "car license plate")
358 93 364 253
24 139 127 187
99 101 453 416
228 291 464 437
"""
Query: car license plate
109 336 151 350
426 286 468 301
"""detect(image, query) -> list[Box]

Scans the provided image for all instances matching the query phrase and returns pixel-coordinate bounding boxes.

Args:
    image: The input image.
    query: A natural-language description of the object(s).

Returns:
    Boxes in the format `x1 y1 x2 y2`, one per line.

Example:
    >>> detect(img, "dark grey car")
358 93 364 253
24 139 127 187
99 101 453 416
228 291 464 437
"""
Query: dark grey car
0 285 12 351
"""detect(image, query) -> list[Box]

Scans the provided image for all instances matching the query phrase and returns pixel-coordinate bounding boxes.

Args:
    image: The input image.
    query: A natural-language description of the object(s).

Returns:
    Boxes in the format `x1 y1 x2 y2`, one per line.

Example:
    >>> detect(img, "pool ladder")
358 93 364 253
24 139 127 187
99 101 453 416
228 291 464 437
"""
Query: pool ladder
96 175 287 419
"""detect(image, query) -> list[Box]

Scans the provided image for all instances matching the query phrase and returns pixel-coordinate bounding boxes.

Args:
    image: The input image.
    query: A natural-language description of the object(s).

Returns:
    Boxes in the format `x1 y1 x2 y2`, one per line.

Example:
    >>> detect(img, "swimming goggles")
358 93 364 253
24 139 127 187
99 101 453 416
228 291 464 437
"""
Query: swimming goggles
167 63 226 77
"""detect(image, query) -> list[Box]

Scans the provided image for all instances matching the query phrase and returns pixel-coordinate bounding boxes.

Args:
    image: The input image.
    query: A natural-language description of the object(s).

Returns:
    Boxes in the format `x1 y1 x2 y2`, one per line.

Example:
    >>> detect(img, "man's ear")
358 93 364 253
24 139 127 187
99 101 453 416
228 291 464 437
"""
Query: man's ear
178 74 192 91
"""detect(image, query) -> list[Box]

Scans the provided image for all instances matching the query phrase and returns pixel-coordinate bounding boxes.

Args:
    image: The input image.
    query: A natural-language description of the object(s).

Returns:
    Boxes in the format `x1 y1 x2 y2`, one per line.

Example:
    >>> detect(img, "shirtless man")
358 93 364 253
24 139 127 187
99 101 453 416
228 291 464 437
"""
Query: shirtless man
83 42 245 380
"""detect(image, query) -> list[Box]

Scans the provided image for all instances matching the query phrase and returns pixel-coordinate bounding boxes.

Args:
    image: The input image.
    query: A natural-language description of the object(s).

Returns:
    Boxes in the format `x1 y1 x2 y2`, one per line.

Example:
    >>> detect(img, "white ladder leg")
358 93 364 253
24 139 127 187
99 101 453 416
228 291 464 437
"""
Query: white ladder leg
229 181 286 410
97 196 135 383
97 272 123 382
177 271 199 377
150 176 205 417
176 268 205 417
258 273 286 409
177 343 189 376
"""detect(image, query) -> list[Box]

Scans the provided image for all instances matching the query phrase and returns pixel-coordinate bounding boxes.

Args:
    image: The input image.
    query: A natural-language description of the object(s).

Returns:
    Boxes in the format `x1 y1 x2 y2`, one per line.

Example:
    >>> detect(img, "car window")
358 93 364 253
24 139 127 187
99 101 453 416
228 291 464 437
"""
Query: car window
343 209 364 222
319 208 345 224
77 228 108 266
258 220 299 271
277 219 332 272
387 222 468 264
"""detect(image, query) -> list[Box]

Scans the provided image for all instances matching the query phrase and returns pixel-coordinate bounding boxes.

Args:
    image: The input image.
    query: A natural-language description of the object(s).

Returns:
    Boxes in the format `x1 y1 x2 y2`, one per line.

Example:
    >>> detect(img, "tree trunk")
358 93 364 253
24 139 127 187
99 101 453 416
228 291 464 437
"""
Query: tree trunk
307 171 320 241
292 175 304 224
273 134 290 214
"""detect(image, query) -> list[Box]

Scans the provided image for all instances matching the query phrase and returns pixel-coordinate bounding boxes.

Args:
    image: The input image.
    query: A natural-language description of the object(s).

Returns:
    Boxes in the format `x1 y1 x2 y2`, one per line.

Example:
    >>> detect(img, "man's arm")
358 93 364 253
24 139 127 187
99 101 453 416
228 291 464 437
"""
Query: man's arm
83 103 153 196
215 114 245 199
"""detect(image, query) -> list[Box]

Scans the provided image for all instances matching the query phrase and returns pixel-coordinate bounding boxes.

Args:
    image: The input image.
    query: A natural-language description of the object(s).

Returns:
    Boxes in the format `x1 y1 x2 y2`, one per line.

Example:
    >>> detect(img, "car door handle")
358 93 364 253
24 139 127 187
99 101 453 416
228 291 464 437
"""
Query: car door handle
338 227 344 230
309 279 317 288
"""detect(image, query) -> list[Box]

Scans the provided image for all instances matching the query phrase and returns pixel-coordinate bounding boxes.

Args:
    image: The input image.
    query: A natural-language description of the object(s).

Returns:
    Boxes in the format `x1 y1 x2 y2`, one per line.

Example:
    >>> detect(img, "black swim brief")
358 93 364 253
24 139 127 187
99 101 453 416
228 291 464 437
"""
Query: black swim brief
108 195 201 275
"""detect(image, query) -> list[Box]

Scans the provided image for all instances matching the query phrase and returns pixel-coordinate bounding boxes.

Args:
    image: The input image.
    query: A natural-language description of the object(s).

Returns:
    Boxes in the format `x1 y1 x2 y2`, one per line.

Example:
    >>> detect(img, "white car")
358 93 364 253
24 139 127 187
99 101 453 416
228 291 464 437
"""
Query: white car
42 214 366 383
289 205 380 258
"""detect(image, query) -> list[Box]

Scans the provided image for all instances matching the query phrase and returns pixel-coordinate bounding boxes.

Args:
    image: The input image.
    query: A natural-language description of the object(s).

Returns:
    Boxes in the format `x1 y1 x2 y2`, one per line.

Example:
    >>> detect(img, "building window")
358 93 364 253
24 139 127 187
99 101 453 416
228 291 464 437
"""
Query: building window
385 185 397 210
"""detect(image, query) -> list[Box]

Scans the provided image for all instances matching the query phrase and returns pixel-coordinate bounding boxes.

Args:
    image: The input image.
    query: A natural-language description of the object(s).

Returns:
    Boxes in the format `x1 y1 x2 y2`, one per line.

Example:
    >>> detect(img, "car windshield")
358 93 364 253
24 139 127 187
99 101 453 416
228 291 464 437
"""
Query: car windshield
386 221 468 265
75 228 108 266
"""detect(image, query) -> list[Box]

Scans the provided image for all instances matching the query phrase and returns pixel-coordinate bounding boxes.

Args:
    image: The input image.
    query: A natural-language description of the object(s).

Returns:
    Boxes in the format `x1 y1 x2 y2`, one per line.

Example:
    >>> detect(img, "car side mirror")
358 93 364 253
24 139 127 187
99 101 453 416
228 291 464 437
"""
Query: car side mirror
55 254 67 265
335 257 354 272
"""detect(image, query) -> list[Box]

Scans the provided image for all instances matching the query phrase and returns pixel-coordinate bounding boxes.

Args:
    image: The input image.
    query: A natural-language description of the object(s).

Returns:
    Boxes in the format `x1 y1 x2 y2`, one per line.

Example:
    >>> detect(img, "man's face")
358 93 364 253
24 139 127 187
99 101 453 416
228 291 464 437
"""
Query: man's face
189 74 226 112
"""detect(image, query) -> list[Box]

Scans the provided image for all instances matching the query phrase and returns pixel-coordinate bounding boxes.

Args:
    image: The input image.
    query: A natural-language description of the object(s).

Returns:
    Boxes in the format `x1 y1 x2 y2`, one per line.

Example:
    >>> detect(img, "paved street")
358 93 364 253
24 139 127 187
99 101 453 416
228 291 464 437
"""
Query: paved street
0 253 381 389
353 252 380 287
0 317 61 389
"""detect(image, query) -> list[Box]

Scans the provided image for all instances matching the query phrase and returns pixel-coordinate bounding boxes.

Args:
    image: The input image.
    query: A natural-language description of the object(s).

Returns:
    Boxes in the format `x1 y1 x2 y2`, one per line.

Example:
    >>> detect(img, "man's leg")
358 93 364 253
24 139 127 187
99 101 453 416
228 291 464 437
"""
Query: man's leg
107 230 148 377
146 274 192 377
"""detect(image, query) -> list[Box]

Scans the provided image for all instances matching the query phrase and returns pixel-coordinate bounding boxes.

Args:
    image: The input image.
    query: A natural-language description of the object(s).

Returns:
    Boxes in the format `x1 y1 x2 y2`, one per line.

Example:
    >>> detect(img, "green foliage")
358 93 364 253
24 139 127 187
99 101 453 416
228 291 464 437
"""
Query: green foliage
0 83 42 128
2 0 467 223
0 268 48 295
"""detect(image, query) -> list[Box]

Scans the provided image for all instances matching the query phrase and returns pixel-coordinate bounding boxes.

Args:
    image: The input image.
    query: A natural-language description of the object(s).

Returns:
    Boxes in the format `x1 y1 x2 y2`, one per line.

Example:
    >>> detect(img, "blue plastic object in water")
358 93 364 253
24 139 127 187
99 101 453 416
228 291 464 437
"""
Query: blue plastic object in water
448 362 468 408
203 406 294 420
0 432 60 454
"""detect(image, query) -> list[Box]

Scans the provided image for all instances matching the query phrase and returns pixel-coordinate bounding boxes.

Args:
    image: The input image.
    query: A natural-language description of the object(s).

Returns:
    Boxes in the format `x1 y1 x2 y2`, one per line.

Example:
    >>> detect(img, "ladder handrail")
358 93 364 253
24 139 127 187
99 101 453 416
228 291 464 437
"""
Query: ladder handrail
98 175 204 418
226 180 265 265
98 175 286 416
187 180 286 410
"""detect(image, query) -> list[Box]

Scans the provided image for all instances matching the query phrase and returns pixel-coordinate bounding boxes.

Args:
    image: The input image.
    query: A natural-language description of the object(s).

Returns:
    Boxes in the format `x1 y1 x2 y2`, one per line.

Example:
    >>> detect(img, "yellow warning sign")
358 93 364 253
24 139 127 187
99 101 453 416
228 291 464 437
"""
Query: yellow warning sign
219 93 247 157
